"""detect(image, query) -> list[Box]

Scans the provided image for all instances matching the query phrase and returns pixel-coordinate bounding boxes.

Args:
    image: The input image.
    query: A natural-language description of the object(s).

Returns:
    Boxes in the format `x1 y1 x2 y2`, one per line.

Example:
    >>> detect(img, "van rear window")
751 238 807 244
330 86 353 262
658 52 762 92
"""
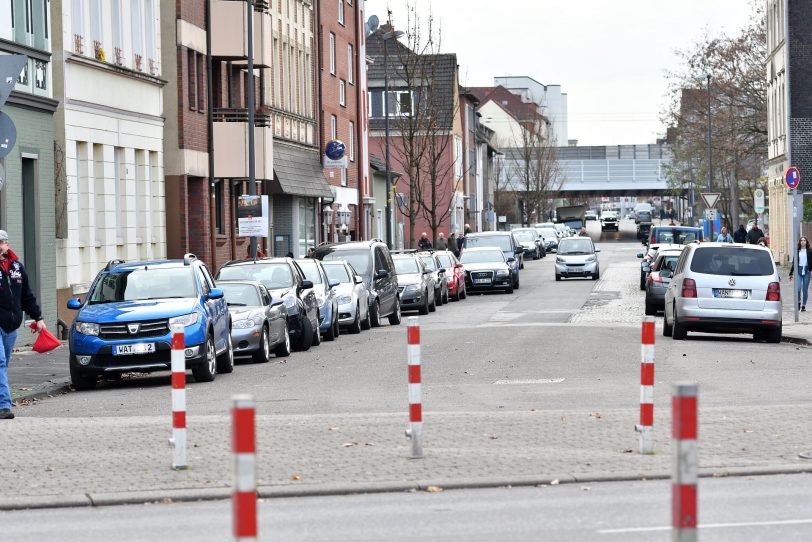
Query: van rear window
690 247 775 276
655 228 702 245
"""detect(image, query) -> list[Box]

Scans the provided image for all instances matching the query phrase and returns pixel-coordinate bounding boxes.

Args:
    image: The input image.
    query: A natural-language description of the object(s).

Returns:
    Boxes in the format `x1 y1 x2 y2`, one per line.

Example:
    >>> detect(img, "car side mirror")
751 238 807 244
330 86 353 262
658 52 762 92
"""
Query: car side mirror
423 269 432 275
301 280 314 290
595 248 601 253
438 268 446 274
515 246 524 253
354 275 363 284
637 253 644 258
376 270 389 279
507 257 516 263
207 288 224 300
67 298 82 310
328 279 340 289
271 297 285 307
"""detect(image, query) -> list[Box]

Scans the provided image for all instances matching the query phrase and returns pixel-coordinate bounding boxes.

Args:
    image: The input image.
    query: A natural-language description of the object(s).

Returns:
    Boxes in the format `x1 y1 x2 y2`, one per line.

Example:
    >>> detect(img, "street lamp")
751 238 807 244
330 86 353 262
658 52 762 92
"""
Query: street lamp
323 205 333 244
383 27 404 249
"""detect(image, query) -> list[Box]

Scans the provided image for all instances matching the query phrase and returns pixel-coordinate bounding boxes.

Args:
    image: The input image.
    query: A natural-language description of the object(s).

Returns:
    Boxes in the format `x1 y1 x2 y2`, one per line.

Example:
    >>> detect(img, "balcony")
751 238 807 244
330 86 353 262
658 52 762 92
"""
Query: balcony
211 0 272 68
212 108 273 180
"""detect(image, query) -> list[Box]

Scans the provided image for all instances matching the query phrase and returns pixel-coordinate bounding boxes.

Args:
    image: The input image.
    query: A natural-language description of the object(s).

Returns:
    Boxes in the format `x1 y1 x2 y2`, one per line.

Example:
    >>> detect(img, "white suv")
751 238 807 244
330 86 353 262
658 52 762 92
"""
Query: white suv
663 243 782 342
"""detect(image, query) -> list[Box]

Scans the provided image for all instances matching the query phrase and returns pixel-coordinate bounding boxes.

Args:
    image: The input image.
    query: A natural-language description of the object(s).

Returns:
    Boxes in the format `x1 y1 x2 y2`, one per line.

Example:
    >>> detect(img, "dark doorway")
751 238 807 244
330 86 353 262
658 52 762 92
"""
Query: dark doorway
22 157 39 300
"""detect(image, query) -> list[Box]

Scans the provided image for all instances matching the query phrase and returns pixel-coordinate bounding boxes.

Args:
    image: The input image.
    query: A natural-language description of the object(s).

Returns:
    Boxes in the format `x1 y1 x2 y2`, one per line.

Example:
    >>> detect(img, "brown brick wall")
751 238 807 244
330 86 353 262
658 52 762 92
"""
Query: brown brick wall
178 45 208 152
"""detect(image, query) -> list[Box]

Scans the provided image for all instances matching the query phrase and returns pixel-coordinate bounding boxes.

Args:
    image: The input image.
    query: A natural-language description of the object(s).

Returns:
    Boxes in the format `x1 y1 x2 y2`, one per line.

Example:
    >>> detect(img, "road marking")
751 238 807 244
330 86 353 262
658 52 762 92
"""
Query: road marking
494 378 564 385
476 322 637 329
598 518 812 534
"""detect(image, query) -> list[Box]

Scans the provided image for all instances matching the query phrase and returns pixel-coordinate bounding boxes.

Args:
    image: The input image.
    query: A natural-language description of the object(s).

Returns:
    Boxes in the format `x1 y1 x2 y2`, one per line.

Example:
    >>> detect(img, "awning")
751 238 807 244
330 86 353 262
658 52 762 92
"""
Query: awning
269 142 333 199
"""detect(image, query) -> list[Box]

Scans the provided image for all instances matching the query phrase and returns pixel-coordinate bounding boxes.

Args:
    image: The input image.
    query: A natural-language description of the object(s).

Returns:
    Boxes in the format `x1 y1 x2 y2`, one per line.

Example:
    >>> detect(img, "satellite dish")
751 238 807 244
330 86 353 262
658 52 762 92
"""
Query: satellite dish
366 15 379 37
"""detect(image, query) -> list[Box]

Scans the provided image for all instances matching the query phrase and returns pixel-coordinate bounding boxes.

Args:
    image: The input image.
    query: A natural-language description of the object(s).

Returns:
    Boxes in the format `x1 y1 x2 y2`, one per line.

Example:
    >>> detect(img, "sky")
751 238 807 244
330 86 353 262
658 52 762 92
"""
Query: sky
364 0 757 146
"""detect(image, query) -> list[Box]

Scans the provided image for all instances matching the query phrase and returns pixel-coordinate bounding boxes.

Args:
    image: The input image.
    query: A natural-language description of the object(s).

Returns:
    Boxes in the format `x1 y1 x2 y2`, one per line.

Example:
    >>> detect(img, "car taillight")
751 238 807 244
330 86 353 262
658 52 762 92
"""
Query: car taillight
681 278 697 298
648 273 663 283
650 236 655 244
766 282 781 302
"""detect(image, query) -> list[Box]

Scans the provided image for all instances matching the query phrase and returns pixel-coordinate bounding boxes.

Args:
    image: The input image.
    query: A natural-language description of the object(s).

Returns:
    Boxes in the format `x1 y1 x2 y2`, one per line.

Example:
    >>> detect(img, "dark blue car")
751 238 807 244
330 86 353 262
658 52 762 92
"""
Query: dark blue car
66 254 233 390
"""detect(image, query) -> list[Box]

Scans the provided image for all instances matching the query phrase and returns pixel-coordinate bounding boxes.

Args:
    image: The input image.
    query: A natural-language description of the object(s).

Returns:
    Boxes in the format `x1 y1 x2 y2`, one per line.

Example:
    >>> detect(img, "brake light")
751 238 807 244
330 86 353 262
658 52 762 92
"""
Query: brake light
681 278 697 298
766 282 781 302
648 273 663 283
650 236 655 244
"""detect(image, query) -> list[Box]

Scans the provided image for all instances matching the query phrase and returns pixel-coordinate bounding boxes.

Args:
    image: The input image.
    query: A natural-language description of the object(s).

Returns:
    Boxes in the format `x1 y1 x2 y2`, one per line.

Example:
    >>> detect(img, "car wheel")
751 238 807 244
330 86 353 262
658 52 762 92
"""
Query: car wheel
324 310 337 341
419 292 430 315
360 303 372 330
388 298 402 325
766 327 782 343
429 291 437 312
662 306 673 337
514 276 520 290
370 300 382 328
350 304 362 334
443 288 449 304
274 323 292 358
192 335 217 382
460 286 467 300
296 317 313 351
312 317 322 346
70 360 98 391
217 332 235 373
506 283 514 294
555 274 561 281
640 275 646 290
253 325 271 363
435 288 443 306
592 271 600 281
672 307 687 340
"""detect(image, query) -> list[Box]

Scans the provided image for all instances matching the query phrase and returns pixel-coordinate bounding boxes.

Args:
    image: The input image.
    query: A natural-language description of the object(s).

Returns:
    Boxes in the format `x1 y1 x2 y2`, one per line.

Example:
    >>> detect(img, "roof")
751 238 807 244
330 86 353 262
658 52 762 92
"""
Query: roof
467 85 544 123
112 260 190 271
369 154 403 177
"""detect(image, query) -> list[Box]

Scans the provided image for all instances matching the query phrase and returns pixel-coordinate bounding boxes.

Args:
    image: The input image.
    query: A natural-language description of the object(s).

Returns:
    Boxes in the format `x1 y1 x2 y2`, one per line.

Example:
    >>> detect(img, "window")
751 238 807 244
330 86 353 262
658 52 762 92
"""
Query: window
347 44 353 83
71 0 83 46
338 0 344 25
187 49 196 111
90 0 101 45
348 121 354 161
339 79 346 106
111 0 122 53
330 115 337 140
341 167 347 187
197 52 205 111
145 0 156 61
214 181 224 234
369 90 414 117
329 32 335 74
132 0 143 67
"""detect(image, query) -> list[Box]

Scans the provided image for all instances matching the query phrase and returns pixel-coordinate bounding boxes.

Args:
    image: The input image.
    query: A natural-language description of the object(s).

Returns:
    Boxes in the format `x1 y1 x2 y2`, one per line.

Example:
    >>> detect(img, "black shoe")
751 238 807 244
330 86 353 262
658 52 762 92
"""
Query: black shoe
0 408 14 419
803 305 807 312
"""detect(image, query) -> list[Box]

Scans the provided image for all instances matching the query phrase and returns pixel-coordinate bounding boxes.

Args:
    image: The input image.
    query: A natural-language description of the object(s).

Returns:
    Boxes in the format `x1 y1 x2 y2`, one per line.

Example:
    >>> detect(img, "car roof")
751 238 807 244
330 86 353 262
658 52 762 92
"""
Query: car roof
462 246 503 252
110 260 192 271
691 242 768 250
221 257 291 267
217 279 264 288
468 231 510 236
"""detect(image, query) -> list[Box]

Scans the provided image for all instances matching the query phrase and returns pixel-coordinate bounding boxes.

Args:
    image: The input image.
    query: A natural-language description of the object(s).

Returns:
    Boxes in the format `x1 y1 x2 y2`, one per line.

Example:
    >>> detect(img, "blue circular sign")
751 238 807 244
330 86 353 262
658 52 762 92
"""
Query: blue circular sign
786 167 800 189
326 140 346 160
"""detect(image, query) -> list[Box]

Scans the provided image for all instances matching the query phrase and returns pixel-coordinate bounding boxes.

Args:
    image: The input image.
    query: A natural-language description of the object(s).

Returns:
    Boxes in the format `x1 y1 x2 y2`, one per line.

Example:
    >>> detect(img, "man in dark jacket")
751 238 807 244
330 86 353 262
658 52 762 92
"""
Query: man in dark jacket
417 232 433 251
0 230 45 420
733 224 747 243
434 233 448 251
747 222 765 245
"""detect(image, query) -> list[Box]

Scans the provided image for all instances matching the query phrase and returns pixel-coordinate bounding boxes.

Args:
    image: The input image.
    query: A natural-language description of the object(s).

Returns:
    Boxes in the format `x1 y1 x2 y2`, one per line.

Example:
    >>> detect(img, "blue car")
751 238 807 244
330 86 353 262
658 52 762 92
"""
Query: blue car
66 254 233 390
295 259 340 341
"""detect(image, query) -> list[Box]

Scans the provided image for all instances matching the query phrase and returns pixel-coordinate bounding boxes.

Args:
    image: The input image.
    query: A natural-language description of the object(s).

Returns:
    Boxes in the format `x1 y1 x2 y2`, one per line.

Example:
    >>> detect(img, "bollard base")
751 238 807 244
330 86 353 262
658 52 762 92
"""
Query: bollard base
635 424 654 455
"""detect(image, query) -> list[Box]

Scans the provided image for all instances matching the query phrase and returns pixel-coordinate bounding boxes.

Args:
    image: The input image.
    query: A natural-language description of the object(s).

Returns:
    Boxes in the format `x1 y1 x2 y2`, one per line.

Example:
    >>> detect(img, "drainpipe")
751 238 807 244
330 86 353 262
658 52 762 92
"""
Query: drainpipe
206 0 217 270
315 0 326 244
354 2 365 239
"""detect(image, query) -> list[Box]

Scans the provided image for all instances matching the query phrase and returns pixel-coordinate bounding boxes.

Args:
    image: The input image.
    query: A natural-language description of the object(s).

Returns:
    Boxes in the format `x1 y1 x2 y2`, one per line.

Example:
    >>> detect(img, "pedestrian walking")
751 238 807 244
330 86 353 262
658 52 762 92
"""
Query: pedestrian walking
417 232 433 251
733 224 747 243
448 232 459 257
0 230 46 420
789 236 811 312
456 231 465 255
747 221 764 244
464 224 472 236
434 233 448 251
715 226 733 243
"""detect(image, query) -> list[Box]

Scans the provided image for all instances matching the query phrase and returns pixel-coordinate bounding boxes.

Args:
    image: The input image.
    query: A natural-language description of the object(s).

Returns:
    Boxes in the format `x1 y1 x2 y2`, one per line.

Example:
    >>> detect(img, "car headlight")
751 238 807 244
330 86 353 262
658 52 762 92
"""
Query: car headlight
169 313 200 327
556 257 565 263
586 256 597 262
496 269 510 276
74 321 99 336
233 319 257 329
283 294 297 308
405 284 420 293
337 295 352 304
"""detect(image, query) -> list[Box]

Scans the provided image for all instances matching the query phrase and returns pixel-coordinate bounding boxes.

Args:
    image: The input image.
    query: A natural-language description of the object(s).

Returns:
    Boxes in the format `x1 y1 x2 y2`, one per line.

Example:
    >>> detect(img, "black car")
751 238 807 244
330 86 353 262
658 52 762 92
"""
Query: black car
393 254 436 314
313 240 402 327
462 232 523 289
459 247 515 294
216 258 320 351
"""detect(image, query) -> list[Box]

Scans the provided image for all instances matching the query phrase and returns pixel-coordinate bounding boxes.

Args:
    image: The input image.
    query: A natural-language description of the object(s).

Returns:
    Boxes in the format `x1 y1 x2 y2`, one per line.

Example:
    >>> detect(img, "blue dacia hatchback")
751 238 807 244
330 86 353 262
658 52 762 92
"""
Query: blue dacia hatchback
67 254 233 390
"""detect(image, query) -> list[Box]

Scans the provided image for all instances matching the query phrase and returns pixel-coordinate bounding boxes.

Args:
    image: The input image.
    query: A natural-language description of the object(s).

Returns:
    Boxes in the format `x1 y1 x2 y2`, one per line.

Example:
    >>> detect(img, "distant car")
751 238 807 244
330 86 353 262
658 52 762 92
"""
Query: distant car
534 226 560 253
635 210 653 225
585 210 598 221
555 237 600 280
435 250 467 301
463 232 523 289
644 248 684 315
600 212 619 232
637 222 652 240
647 226 703 247
459 247 515 294
663 243 782 342
218 280 291 361
321 260 370 334
393 254 436 314
512 228 544 260
418 252 449 305
296 259 340 341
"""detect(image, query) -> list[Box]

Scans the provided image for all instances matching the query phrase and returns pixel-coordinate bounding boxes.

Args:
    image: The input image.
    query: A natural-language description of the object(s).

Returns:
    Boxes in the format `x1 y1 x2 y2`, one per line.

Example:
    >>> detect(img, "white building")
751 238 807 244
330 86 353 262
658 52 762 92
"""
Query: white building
494 76 568 146
53 0 166 324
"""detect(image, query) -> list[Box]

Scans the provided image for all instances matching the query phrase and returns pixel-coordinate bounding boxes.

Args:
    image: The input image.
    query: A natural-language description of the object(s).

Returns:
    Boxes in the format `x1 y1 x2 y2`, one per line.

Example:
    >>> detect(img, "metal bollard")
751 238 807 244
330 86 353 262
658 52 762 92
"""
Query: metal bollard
672 382 698 542
232 394 257 542
636 316 655 454
169 323 187 470
405 317 423 459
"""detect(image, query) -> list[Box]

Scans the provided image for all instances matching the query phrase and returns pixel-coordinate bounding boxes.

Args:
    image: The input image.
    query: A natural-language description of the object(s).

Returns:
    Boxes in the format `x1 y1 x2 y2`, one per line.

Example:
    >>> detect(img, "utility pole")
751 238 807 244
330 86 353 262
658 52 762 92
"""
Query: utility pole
246 0 257 260
706 73 714 240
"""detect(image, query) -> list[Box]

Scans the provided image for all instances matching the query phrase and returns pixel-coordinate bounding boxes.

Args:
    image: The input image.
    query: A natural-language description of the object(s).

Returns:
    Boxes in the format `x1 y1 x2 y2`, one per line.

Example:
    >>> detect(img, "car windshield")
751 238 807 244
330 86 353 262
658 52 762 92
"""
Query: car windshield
296 260 323 284
323 249 371 276
394 258 420 274
460 250 504 264
465 235 512 251
323 264 351 283
437 254 454 267
558 239 594 255
87 267 196 304
217 263 294 289
513 231 536 242
419 257 436 271
219 283 261 307
690 247 775 276
540 228 557 239
656 229 701 244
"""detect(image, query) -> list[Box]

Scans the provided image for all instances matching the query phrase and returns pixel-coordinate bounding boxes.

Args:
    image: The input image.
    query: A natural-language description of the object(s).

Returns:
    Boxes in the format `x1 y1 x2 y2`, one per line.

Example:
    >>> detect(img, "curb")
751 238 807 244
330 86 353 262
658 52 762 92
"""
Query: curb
781 334 811 346
12 379 72 405
3 465 812 512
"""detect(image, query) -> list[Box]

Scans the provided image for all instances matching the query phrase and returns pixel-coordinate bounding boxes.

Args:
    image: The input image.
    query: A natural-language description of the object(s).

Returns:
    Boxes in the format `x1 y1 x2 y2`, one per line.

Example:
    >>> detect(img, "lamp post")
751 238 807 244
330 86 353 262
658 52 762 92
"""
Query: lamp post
246 0 257 259
383 27 404 249
706 73 713 239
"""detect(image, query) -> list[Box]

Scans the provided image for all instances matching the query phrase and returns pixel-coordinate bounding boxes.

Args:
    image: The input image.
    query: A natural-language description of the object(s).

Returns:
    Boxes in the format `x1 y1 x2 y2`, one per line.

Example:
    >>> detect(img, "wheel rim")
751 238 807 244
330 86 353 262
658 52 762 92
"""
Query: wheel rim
263 328 270 359
207 338 216 374
227 334 234 366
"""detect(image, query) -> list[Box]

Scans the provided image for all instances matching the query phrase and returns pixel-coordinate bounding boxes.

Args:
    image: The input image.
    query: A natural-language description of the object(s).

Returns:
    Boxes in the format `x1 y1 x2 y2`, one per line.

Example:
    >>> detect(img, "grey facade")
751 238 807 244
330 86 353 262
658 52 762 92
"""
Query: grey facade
788 0 812 193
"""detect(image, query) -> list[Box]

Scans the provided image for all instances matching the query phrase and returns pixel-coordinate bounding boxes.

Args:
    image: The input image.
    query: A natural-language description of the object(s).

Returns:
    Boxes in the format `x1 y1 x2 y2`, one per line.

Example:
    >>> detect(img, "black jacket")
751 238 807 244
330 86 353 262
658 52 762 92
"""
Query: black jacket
0 253 42 333
733 227 747 243
417 239 433 251
789 248 812 277
746 227 764 244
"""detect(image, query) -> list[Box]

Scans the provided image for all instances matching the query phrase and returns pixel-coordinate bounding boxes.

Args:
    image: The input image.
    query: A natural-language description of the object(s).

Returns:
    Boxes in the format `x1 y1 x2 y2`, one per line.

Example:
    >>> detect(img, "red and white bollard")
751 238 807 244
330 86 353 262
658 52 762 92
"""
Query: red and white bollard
672 382 698 542
636 316 655 454
232 394 257 542
405 317 423 459
169 323 187 469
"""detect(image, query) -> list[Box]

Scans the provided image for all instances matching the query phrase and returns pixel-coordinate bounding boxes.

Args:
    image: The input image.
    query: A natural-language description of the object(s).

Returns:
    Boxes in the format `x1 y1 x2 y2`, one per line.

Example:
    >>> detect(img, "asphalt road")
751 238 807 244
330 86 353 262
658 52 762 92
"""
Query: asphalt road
4 473 812 541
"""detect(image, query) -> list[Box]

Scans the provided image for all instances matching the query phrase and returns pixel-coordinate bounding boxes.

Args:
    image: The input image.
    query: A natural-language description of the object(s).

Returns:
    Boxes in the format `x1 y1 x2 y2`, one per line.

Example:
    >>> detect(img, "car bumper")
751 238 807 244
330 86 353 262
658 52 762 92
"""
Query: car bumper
69 336 209 374
446 279 459 295
646 285 668 304
674 300 782 331
337 301 357 325
399 290 425 309
231 326 262 354
465 275 512 291
555 262 598 277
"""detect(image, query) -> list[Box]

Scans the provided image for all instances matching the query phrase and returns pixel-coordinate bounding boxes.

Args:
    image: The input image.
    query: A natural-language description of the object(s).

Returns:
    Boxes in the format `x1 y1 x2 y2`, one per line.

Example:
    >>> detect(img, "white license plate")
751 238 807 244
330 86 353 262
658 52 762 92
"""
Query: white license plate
474 278 491 284
567 268 584 273
713 289 750 299
113 343 156 356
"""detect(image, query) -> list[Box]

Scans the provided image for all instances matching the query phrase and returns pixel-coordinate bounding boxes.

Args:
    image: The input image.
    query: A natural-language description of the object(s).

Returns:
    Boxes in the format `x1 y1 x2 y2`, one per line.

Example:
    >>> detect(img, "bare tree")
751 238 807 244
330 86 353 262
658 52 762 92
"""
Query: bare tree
491 146 517 225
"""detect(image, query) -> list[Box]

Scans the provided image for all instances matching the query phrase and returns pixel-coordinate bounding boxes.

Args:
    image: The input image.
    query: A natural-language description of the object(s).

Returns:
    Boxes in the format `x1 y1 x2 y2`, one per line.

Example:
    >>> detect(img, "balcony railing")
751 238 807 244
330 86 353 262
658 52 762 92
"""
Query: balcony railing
212 108 271 128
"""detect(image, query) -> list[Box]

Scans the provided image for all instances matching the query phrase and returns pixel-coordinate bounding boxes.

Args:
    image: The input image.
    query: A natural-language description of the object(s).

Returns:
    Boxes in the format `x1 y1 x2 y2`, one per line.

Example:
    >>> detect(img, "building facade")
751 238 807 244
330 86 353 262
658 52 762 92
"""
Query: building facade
495 75 568 146
0 0 59 338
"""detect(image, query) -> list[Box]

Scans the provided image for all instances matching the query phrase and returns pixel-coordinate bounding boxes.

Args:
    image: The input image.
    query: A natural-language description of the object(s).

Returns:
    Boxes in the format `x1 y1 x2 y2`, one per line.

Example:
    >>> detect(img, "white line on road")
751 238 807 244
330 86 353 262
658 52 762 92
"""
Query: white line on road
494 378 565 385
598 518 812 534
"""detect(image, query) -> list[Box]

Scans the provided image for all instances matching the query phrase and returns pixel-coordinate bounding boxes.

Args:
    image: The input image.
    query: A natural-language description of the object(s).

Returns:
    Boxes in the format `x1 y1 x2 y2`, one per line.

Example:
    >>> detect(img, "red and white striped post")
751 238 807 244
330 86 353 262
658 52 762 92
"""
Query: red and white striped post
170 323 187 469
672 382 698 542
406 316 423 459
232 394 257 542
637 316 655 454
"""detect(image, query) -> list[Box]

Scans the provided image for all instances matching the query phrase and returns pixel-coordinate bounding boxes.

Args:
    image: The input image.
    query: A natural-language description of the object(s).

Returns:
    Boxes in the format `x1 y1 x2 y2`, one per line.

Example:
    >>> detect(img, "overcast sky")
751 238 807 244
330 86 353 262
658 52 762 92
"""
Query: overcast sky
364 0 756 146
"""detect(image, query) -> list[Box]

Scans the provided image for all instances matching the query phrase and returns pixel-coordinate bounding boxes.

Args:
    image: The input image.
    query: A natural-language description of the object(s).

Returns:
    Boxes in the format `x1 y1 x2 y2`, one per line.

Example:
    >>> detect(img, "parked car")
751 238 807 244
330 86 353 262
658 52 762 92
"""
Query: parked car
554 223 570 238
512 228 545 260
393 254 436 314
663 243 782 342
313 240 401 327
555 237 600 280
463 232 523 289
459 247 515 294
646 226 703 247
535 226 560 253
637 222 652 240
418 252 449 305
637 243 682 290
66 254 233 390
216 258 320 351
321 260 370 334
635 209 653 225
218 280 291 361
585 210 598 221
644 248 684 315
435 250 467 301
295 259 340 341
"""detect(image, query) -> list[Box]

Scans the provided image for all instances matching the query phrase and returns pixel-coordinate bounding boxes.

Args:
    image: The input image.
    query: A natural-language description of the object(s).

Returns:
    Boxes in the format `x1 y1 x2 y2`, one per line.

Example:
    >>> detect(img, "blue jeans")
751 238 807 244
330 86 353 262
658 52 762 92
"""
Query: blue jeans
0 327 19 410
797 267 810 306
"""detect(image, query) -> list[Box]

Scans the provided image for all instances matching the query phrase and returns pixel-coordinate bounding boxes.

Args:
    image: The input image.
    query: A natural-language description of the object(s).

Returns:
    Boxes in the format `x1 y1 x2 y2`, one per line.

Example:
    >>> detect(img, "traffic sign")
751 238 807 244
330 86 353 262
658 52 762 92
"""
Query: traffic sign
0 112 17 161
786 167 800 189
754 188 765 214
704 209 718 221
700 192 721 209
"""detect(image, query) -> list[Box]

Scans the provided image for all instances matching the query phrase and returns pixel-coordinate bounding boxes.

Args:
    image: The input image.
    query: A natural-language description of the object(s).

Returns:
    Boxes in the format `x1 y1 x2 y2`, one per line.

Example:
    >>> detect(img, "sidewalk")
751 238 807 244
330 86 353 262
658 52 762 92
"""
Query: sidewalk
779 270 812 345
8 344 71 405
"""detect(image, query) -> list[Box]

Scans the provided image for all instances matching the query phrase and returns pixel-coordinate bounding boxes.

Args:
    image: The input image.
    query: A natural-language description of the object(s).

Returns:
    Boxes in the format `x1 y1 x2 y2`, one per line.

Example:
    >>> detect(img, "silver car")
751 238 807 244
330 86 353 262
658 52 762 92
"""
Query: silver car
218 280 291 362
663 243 782 342
393 255 436 314
512 228 545 260
322 260 370 334
418 252 448 305
555 237 600 280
